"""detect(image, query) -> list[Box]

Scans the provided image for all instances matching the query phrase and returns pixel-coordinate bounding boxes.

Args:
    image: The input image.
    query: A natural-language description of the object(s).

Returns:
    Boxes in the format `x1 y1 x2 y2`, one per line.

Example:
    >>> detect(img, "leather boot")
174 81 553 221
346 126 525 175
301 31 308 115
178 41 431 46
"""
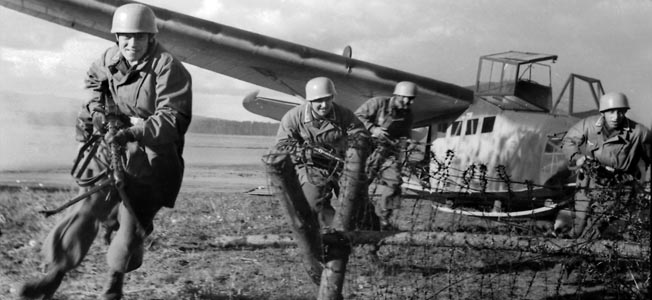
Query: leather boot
102 271 124 300
18 269 65 299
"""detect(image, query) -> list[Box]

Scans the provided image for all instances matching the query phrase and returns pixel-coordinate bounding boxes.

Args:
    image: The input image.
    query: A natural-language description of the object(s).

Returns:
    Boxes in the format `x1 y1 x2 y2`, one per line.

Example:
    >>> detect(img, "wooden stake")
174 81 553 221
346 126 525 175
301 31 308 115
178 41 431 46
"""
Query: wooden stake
214 231 648 259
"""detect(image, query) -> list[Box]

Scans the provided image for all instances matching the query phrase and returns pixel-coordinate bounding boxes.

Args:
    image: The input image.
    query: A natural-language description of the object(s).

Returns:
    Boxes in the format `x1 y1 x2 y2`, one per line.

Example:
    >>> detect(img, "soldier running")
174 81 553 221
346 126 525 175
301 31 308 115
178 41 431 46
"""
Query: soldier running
558 92 651 239
274 77 369 229
355 81 417 229
19 4 192 299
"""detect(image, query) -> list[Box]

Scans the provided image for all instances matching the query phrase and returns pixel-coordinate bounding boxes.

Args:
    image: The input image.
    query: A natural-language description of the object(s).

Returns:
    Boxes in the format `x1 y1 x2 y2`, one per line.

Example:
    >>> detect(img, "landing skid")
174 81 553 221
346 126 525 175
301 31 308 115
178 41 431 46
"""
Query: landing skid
431 201 567 220
401 178 574 214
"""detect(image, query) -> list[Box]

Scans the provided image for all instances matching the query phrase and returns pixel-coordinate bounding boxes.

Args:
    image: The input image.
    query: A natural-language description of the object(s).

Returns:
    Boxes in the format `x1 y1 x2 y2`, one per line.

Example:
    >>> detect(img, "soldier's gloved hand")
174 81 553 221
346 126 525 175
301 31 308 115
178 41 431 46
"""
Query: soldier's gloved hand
371 127 389 138
105 128 136 146
574 155 587 168
91 110 107 134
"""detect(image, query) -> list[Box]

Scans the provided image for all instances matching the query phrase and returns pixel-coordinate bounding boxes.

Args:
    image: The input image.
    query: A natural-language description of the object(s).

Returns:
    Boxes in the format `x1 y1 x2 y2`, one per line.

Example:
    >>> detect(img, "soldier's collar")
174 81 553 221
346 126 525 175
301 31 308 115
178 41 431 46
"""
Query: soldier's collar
594 116 603 127
623 119 633 132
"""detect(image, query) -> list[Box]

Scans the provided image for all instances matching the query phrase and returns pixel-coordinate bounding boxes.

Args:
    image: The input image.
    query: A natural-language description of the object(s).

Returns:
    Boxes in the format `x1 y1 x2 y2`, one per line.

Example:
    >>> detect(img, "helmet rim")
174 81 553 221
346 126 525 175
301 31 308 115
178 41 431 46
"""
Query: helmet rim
111 3 158 34
393 81 417 97
305 77 337 101
599 92 629 112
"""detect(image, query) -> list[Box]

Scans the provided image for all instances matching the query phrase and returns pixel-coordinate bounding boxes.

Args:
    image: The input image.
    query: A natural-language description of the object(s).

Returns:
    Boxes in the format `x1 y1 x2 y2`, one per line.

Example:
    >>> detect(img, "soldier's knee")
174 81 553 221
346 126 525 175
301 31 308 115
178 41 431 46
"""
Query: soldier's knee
107 231 145 272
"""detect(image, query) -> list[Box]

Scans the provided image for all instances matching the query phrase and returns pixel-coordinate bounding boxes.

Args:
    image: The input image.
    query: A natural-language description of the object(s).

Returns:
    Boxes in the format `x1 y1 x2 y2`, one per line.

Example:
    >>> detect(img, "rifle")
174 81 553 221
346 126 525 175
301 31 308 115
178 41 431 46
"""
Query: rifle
311 145 345 164
274 139 346 186
103 98 146 235
275 139 345 164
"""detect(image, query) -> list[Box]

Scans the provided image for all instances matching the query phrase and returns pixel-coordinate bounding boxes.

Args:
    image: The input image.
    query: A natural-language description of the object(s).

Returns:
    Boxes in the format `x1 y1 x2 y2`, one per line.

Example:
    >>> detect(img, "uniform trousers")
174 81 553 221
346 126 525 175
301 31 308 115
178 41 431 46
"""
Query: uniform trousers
41 143 162 275
296 165 337 228
367 150 402 219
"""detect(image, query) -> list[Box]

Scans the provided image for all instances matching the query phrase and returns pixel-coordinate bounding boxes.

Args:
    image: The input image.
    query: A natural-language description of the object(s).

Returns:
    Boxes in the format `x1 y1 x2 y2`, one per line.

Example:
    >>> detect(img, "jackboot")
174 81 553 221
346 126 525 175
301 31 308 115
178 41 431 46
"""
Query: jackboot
18 269 65 299
102 271 124 300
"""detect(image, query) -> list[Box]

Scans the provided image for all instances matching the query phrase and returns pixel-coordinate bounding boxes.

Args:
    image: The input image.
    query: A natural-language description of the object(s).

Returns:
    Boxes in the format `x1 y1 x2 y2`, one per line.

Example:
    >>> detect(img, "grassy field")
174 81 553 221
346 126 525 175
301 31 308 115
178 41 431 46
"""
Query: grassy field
1 133 649 299
0 164 320 299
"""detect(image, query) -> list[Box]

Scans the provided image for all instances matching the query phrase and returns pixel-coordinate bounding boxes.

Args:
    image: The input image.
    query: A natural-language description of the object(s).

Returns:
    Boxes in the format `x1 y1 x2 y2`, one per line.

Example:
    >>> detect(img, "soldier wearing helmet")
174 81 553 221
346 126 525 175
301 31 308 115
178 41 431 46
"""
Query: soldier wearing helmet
557 92 651 239
274 77 369 228
20 3 192 300
355 81 417 229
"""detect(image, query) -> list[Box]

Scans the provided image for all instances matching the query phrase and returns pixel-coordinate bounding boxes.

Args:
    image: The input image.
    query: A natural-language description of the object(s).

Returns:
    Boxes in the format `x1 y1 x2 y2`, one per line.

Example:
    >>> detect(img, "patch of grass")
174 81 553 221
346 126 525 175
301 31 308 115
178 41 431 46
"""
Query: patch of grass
1 177 648 299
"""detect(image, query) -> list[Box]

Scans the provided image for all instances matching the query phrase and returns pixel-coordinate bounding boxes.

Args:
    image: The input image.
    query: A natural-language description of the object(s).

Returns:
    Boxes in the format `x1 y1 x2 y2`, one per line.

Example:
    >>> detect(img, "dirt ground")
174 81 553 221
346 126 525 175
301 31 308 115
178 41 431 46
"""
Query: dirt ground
0 134 649 299
0 163 322 300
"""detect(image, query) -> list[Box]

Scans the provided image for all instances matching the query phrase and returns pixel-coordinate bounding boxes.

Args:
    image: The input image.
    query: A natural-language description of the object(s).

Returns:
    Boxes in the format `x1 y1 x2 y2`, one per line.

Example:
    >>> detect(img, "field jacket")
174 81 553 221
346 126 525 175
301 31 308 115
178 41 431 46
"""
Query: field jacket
355 96 413 164
83 41 192 207
354 96 413 141
275 102 368 169
562 114 651 179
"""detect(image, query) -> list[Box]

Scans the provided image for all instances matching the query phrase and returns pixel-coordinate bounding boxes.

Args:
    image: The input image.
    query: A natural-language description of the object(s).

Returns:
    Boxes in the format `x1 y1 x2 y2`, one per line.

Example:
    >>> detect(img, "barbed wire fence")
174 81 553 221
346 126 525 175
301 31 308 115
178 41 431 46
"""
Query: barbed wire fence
266 137 650 299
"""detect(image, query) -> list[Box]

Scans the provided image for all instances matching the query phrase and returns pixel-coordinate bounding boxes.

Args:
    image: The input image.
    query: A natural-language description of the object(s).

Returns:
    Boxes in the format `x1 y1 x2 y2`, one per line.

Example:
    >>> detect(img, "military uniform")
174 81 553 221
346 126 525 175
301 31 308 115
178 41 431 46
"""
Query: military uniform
276 102 367 227
355 96 413 223
561 114 651 238
43 41 192 276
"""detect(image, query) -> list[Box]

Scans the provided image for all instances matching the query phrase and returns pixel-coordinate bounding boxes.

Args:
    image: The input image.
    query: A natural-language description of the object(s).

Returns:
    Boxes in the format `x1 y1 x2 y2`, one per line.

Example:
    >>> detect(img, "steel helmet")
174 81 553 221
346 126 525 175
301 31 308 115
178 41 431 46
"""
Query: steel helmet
599 92 629 112
393 81 417 97
305 77 336 101
111 3 158 34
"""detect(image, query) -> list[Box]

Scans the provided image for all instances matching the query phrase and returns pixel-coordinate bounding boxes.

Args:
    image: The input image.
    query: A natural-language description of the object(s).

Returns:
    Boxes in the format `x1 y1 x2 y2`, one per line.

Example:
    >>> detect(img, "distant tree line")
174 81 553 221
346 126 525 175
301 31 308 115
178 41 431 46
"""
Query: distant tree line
188 116 278 136
26 112 279 137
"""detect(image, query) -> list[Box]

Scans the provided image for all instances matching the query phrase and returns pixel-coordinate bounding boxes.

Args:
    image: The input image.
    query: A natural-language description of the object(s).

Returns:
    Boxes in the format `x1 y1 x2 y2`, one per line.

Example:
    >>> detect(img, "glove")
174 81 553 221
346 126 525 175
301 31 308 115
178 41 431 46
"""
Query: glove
575 155 586 167
371 127 389 138
75 115 93 142
105 128 136 146
91 110 107 134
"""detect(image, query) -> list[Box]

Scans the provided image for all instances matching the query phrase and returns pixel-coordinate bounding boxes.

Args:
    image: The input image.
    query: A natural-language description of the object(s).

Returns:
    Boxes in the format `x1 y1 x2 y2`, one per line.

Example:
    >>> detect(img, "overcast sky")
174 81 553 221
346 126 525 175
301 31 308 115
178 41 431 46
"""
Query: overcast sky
0 0 651 125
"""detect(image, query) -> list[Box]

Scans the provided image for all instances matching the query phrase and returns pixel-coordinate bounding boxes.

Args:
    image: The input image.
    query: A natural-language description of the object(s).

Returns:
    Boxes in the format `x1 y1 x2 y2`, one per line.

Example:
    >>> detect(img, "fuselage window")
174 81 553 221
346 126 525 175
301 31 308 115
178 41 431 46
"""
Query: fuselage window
451 121 462 136
544 137 562 153
481 116 496 133
438 122 448 133
466 118 479 135
542 136 567 178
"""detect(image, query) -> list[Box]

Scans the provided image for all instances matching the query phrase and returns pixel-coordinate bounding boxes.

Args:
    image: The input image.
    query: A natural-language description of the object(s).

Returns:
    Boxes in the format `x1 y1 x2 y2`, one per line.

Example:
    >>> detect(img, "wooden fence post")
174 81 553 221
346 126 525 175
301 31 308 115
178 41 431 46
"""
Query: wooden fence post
263 151 323 284
318 139 369 300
